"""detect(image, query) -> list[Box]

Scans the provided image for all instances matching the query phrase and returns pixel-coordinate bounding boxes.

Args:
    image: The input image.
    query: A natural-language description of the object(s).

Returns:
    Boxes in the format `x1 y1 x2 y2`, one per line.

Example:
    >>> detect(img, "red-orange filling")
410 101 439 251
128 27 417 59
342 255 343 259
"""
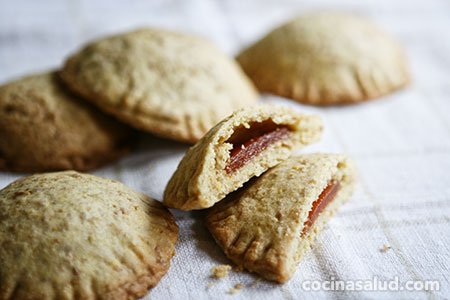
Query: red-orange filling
225 127 290 174
301 181 340 236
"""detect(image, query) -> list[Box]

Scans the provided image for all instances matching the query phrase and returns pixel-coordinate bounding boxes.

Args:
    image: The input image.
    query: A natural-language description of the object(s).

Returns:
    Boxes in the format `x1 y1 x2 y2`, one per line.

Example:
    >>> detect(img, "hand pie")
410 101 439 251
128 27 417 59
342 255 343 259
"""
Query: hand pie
163 105 322 210
0 72 134 172
0 171 178 299
206 154 356 283
60 28 258 143
237 12 410 105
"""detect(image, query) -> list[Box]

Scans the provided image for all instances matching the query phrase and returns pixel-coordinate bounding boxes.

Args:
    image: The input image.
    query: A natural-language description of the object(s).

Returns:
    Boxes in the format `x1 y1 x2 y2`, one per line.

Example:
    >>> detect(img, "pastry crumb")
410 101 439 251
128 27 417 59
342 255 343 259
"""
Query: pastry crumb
380 244 391 253
206 282 214 289
211 264 232 278
250 278 262 287
229 284 243 294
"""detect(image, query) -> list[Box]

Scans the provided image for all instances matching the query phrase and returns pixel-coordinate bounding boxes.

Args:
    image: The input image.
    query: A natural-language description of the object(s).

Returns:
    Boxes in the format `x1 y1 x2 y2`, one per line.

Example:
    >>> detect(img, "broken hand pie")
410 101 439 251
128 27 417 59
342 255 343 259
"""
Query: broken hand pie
163 105 322 210
60 28 258 143
237 12 410 105
0 171 178 300
206 154 356 283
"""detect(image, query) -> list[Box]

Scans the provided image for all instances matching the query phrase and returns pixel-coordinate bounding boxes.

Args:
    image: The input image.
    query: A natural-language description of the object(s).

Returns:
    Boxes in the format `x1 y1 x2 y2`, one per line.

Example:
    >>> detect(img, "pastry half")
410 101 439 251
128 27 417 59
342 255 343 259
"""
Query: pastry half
0 171 178 299
60 28 258 143
163 105 322 210
205 153 356 283
237 12 410 105
0 72 134 172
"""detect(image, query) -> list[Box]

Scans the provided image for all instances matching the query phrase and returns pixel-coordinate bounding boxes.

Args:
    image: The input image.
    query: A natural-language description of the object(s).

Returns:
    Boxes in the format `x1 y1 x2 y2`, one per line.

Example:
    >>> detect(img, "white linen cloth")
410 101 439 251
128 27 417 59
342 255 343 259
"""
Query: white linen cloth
0 0 449 299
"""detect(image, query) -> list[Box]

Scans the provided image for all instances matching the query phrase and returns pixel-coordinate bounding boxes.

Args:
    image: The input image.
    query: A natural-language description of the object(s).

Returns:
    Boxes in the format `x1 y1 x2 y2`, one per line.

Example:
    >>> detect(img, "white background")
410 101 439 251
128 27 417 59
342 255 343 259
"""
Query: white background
0 0 449 299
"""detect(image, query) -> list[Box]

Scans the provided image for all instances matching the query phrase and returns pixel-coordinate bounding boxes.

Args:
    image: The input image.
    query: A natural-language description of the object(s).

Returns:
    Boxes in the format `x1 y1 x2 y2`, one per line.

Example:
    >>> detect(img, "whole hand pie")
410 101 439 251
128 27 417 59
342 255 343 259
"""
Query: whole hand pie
237 12 410 105
0 72 134 172
60 28 258 143
164 105 322 210
0 171 178 299
205 153 356 283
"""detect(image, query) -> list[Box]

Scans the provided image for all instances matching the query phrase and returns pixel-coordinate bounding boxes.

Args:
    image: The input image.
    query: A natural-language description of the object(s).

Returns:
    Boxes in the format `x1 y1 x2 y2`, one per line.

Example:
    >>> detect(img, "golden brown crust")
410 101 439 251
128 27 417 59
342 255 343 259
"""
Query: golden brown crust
60 28 258 143
206 153 357 283
163 105 322 210
0 72 135 172
237 12 410 105
0 171 178 300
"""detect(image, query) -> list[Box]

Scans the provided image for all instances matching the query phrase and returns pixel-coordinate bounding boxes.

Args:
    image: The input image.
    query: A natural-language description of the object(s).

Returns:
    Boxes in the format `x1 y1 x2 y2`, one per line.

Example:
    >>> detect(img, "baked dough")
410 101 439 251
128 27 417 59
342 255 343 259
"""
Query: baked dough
206 154 356 282
237 12 410 105
0 72 134 172
164 105 322 210
0 171 178 299
60 28 258 143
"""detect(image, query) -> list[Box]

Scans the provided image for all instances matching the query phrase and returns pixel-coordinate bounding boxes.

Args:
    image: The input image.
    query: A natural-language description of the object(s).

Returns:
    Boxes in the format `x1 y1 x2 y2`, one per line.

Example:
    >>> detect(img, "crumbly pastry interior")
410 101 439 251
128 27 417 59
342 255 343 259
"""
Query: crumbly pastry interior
205 153 356 283
0 171 178 300
237 12 410 105
60 28 258 143
163 105 322 210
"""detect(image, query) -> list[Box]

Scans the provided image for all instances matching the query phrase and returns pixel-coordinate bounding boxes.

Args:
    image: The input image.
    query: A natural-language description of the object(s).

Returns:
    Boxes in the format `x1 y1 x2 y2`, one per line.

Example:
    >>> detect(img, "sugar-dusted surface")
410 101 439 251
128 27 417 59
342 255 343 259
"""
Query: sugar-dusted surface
0 0 449 299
